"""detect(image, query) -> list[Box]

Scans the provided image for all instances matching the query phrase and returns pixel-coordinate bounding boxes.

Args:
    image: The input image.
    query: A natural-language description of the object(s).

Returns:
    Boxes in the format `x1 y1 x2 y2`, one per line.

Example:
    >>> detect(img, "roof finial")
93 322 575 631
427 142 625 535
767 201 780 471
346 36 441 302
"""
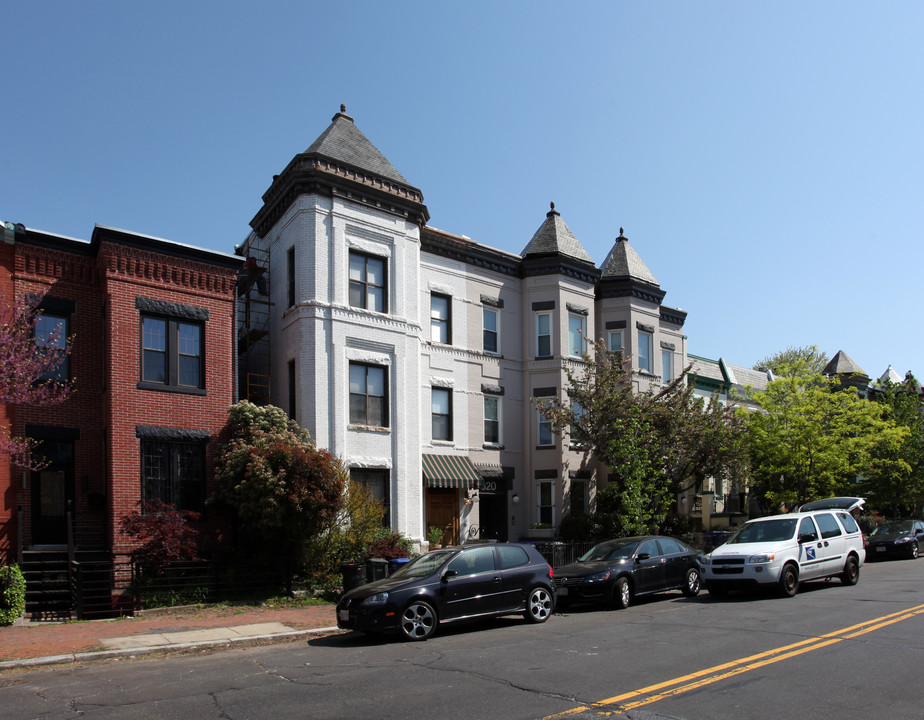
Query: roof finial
547 201 559 217
340 103 346 114
618 227 625 239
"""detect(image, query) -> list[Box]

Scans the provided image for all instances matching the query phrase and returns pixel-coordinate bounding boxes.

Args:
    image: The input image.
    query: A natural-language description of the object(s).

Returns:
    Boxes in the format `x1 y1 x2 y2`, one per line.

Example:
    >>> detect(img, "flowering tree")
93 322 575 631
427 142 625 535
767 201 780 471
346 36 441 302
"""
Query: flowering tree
0 292 74 469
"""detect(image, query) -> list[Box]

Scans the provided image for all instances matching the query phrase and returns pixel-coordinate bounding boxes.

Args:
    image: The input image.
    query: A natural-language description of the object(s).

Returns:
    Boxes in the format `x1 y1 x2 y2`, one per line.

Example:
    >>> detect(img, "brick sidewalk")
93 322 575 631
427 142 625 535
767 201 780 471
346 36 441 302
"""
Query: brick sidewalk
0 604 337 663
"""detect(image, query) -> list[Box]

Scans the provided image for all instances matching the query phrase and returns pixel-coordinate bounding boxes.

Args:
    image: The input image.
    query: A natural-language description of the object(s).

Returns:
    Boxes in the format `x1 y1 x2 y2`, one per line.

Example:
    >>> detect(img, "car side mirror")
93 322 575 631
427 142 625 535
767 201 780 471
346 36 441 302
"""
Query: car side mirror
636 553 650 562
798 533 817 544
441 569 458 582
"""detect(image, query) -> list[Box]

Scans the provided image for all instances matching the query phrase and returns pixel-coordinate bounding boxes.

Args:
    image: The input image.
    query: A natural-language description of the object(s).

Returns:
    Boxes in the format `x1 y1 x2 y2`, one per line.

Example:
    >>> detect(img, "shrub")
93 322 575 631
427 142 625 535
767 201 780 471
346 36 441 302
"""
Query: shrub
559 513 595 542
0 564 26 625
119 499 202 574
366 530 412 560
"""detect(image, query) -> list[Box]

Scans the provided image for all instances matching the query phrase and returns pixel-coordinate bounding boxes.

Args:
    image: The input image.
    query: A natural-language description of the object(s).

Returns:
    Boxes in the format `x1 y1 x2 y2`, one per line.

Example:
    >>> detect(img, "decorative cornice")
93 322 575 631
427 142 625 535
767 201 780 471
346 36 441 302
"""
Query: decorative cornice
99 245 237 297
421 227 521 278
596 275 667 305
660 305 687 327
251 156 429 238
522 253 600 285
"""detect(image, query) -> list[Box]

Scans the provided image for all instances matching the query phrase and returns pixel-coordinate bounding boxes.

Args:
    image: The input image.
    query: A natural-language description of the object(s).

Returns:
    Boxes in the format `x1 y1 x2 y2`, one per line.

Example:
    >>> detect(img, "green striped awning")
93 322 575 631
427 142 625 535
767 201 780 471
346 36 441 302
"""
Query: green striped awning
422 454 482 489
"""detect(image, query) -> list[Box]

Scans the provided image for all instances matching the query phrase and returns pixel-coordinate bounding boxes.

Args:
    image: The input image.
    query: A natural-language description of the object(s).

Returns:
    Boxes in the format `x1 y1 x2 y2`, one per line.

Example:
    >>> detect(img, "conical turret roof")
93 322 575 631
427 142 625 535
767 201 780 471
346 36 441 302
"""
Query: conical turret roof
600 228 658 286
823 350 867 377
305 105 409 185
521 203 594 263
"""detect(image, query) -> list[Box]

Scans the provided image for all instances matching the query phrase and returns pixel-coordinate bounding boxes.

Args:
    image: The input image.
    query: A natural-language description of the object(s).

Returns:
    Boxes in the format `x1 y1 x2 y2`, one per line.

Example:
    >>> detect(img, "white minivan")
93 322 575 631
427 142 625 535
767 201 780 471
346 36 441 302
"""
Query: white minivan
701 498 866 598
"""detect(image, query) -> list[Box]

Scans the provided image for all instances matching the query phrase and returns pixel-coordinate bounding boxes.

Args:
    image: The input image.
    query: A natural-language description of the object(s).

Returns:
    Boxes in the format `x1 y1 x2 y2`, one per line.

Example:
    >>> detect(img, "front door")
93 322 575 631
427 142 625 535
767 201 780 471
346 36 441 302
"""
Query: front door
426 488 459 545
31 441 74 545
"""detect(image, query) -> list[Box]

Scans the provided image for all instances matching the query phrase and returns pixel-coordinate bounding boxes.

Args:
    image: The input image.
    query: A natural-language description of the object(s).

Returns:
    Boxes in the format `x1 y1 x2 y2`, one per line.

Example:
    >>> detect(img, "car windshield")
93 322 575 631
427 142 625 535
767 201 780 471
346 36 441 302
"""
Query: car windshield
727 518 798 544
390 550 454 578
872 521 914 536
579 540 639 561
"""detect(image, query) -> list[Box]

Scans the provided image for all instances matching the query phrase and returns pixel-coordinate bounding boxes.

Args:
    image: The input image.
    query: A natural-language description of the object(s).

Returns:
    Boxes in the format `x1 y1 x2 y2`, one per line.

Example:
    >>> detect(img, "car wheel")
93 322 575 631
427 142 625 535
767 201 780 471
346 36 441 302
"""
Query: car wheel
612 576 631 609
525 586 553 623
682 567 701 597
841 555 860 585
706 584 728 598
910 543 920 560
778 563 799 597
399 601 437 641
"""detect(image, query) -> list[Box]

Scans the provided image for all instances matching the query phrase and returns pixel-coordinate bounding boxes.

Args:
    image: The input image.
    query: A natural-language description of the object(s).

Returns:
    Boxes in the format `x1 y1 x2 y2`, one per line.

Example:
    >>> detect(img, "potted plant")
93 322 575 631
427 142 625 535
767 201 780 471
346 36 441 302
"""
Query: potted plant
427 525 444 549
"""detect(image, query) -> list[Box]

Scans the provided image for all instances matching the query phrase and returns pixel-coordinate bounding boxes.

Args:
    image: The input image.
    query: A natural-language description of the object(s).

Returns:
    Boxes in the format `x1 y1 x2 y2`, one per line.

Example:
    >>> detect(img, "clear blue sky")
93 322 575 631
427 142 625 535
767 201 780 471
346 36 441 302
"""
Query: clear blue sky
3 2 922 380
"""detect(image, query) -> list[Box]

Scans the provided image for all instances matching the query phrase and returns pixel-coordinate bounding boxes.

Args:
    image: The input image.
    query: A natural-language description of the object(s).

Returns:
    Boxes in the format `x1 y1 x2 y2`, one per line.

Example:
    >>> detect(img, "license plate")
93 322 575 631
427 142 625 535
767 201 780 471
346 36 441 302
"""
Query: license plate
876 546 886 552
339 609 350 621
557 587 568 597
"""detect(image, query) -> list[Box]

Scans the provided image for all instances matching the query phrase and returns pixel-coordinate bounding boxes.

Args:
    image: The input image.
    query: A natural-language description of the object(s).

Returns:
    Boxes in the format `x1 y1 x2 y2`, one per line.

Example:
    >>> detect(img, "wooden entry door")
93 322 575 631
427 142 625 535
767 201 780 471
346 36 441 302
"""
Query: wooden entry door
31 441 74 545
426 489 459 546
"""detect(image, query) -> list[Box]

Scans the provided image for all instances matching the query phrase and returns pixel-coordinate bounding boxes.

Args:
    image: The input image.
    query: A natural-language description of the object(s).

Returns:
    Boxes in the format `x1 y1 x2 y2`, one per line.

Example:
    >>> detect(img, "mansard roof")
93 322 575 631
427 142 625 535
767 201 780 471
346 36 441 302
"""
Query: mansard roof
305 107 409 185
521 203 594 264
822 350 867 378
600 229 658 285
250 106 429 237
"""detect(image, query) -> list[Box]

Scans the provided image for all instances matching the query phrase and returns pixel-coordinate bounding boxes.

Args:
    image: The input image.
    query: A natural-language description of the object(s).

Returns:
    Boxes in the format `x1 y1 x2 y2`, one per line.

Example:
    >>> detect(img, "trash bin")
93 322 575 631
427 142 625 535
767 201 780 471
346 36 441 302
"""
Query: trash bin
339 561 366 592
366 558 388 582
388 557 411 575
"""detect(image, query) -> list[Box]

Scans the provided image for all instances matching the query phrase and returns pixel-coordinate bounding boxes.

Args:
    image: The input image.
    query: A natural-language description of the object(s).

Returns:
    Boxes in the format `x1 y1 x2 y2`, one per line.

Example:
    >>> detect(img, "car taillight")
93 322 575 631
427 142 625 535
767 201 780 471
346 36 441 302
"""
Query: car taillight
547 564 554 579
862 533 867 548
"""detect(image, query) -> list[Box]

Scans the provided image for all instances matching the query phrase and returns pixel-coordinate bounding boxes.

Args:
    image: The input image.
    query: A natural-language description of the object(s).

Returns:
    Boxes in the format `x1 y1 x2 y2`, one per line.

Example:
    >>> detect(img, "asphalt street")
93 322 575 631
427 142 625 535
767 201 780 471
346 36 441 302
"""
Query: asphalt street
3 557 922 719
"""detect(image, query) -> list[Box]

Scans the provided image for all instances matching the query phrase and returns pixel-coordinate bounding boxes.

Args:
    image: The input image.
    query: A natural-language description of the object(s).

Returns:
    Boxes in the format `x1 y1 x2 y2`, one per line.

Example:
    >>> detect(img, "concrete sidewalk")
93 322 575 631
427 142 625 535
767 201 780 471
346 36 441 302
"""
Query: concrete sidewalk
0 603 341 671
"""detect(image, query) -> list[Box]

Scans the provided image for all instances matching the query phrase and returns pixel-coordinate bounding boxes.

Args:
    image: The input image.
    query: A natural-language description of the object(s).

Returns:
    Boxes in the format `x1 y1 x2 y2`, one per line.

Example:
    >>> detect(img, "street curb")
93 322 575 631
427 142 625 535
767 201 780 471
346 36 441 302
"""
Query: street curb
0 626 345 672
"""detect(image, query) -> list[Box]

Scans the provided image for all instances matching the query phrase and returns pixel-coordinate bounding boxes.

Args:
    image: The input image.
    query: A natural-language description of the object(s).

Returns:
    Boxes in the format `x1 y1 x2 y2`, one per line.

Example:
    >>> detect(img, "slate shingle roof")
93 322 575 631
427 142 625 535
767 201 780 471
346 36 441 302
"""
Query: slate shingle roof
520 203 594 263
305 107 410 185
822 350 867 378
600 229 658 286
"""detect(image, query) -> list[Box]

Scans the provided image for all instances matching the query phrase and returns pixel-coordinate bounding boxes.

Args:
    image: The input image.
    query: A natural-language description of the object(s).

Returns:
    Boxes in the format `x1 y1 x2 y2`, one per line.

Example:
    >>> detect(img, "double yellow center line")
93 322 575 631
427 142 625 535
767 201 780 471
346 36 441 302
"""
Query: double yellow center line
545 602 924 718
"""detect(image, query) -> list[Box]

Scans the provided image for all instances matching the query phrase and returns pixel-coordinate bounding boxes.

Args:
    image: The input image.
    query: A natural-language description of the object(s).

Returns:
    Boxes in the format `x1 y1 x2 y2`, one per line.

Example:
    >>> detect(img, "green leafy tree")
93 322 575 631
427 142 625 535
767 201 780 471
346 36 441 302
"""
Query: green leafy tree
539 339 748 535
864 374 924 517
744 371 905 510
753 344 828 377
212 401 348 577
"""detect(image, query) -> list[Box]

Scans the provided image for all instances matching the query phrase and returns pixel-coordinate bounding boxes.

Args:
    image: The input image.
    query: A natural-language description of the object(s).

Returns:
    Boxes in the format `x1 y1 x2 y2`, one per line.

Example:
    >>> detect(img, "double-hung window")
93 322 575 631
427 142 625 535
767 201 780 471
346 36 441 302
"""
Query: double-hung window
349 251 386 313
538 481 554 525
351 468 391 527
349 362 388 427
638 330 653 373
570 480 587 516
537 399 554 447
608 330 623 355
568 314 585 357
661 349 673 383
35 313 69 382
484 396 500 445
483 307 498 354
430 293 451 344
138 297 206 393
432 387 452 441
536 312 552 357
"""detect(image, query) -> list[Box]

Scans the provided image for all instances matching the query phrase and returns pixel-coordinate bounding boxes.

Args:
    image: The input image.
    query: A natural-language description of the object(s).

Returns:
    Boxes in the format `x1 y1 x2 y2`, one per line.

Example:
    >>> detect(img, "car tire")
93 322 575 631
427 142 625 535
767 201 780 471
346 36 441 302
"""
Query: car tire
910 543 920 560
778 563 799 598
612 576 631 609
841 555 860 585
682 567 701 597
706 584 728 598
525 586 553 623
399 600 437 641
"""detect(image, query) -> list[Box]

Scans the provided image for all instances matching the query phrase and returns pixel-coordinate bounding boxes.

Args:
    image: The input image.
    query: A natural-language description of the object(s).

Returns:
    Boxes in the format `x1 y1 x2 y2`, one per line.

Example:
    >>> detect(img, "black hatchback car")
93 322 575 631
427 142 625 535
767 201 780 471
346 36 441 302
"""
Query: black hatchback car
553 536 702 610
866 519 924 560
336 543 555 641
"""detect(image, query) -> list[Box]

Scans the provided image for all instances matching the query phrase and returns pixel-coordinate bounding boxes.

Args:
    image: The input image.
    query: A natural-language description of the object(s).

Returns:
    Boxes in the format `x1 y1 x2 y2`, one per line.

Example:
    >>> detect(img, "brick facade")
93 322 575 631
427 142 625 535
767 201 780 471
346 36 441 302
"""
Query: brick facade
1 223 241 564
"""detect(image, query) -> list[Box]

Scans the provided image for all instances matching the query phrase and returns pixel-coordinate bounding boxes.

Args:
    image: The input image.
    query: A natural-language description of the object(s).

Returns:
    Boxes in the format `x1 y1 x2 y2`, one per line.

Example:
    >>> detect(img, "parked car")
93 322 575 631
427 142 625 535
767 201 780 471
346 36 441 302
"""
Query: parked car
866 520 924 560
553 536 702 610
701 498 866 598
336 543 555 641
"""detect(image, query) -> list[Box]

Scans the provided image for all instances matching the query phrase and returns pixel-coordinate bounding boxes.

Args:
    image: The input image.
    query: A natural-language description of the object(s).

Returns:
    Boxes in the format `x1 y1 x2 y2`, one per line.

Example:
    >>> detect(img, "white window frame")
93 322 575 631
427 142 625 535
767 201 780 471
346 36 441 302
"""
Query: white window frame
662 348 673 383
483 307 499 354
430 293 451 344
537 399 554 447
536 312 552 357
484 395 500 445
568 313 586 357
608 329 623 355
638 331 653 373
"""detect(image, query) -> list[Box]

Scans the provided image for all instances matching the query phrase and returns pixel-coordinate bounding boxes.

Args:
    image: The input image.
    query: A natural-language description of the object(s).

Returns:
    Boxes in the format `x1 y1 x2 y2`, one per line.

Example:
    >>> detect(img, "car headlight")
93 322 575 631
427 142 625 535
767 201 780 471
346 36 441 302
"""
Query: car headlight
749 554 775 564
700 556 711 565
584 571 611 583
362 592 389 605
894 537 911 543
